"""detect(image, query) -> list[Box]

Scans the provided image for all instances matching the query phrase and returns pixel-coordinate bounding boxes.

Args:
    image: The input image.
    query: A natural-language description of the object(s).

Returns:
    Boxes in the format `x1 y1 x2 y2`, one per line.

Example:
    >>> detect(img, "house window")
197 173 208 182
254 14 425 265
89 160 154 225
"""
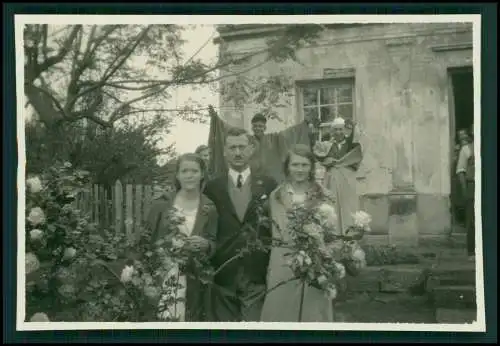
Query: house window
299 78 355 141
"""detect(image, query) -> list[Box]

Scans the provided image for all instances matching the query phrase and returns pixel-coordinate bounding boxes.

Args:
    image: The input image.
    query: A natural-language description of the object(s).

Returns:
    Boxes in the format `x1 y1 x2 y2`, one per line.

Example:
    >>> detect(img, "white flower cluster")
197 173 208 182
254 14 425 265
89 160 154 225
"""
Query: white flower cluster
302 223 324 243
29 312 50 322
26 176 43 194
25 252 40 275
120 265 135 283
315 203 338 229
27 207 46 226
346 241 367 270
352 211 372 232
288 250 312 267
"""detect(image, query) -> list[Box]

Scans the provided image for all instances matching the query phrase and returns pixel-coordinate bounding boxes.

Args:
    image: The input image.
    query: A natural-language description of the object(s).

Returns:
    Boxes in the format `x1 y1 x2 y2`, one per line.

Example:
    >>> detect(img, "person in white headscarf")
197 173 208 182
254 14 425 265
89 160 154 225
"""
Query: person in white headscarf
313 117 363 234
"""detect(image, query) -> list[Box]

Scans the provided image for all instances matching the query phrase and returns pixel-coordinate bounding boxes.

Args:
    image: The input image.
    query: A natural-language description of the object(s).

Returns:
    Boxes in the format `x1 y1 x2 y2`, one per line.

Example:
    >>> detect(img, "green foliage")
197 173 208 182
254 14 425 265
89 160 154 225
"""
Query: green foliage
25 163 97 321
363 244 421 266
26 115 175 185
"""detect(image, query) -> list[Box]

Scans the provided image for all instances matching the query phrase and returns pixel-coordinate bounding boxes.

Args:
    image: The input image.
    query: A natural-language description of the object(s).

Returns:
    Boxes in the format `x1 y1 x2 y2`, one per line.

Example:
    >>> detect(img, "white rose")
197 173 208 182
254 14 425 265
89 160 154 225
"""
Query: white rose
29 312 50 322
58 284 77 299
27 207 46 226
26 176 43 194
334 261 346 279
352 211 372 230
352 248 366 262
326 286 338 300
316 203 337 228
317 275 328 285
120 265 134 283
29 229 44 241
171 237 185 249
303 223 324 242
25 252 40 275
295 253 304 267
62 247 77 261
144 286 160 299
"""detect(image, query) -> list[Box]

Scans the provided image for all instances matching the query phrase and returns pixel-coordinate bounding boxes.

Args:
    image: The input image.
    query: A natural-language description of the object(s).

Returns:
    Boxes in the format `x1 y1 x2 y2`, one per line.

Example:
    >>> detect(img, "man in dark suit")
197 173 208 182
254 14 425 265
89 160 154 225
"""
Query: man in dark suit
204 127 278 321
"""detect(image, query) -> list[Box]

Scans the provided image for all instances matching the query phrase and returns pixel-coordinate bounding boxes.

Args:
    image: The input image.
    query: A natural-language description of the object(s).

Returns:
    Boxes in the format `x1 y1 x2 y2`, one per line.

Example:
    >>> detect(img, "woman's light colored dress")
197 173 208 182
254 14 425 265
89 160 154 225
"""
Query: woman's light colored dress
157 202 198 321
260 184 334 322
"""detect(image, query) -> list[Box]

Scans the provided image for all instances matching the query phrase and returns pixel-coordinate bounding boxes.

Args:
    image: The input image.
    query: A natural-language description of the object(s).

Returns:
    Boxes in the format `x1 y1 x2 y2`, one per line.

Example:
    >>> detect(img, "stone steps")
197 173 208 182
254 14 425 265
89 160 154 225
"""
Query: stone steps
345 265 426 294
431 285 476 309
426 262 477 324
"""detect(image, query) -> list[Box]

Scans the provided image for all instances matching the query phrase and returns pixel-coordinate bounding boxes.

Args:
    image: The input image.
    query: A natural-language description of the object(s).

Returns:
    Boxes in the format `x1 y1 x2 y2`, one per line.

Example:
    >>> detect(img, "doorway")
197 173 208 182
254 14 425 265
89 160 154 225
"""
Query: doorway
448 66 474 230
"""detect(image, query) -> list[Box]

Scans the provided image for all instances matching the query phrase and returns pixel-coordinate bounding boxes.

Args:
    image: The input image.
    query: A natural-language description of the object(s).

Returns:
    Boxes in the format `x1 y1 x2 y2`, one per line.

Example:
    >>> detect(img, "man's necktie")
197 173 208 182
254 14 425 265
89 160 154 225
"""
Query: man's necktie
236 174 243 189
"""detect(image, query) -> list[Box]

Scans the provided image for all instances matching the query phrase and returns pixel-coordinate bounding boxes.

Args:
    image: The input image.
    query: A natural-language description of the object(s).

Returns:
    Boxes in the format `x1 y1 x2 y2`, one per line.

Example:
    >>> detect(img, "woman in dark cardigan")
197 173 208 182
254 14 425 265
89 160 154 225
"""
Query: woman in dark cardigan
145 153 218 321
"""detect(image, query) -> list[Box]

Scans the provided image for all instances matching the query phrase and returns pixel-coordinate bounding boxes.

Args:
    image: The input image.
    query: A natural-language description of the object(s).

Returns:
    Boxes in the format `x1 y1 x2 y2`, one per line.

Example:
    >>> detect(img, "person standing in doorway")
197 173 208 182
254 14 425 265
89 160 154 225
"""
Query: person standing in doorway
455 127 475 260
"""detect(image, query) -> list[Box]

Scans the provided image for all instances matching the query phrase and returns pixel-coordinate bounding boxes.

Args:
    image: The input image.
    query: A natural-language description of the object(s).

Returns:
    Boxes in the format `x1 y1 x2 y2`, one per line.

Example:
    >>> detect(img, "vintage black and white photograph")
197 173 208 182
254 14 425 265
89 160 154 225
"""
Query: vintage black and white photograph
16 14 484 331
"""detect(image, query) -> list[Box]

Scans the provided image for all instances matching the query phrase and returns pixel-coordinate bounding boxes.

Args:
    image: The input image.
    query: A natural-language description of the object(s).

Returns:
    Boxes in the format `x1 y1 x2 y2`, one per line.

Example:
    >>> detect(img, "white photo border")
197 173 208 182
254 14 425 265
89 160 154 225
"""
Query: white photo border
15 14 485 332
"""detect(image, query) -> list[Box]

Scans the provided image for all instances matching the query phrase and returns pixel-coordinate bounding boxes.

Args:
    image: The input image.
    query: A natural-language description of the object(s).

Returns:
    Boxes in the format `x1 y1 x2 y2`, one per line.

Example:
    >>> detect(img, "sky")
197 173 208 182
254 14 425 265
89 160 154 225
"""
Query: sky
23 24 220 165
160 25 219 161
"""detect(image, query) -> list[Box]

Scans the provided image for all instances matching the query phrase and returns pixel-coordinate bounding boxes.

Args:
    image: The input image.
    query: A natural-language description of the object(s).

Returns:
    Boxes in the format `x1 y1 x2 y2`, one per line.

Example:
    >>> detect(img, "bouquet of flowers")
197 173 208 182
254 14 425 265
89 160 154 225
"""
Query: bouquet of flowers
116 209 214 322
282 199 371 306
339 211 372 276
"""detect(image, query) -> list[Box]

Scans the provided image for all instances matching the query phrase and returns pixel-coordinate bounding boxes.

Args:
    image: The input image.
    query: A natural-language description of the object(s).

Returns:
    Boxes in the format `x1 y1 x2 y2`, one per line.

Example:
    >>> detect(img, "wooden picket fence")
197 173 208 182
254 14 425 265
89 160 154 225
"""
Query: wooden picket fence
75 180 170 239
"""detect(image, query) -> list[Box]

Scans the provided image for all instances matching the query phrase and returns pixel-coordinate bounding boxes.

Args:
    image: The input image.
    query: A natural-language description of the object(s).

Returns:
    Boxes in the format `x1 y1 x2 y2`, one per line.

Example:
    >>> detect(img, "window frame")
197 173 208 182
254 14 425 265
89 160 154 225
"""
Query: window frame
296 77 356 142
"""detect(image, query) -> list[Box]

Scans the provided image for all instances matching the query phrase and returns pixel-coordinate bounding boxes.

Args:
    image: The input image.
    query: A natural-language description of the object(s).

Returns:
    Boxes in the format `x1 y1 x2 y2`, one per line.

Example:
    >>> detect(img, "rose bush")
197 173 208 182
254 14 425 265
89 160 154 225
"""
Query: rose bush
24 163 278 322
25 163 96 322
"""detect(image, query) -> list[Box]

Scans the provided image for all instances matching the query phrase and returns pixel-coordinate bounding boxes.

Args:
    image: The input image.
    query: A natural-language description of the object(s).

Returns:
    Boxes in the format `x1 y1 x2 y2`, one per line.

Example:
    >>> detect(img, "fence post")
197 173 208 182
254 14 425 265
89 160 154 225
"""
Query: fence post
114 180 123 236
93 185 100 225
125 184 133 241
143 185 153 219
134 184 143 240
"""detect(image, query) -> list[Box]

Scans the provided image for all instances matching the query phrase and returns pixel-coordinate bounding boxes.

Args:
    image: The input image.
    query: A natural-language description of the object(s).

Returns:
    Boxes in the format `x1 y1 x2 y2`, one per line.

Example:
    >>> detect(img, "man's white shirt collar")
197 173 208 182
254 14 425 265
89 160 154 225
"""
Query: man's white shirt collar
229 167 251 186
334 139 346 148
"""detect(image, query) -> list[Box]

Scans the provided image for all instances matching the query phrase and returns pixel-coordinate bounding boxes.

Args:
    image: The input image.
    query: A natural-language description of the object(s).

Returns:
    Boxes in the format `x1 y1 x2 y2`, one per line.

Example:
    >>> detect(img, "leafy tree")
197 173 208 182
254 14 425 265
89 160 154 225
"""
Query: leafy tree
23 24 324 179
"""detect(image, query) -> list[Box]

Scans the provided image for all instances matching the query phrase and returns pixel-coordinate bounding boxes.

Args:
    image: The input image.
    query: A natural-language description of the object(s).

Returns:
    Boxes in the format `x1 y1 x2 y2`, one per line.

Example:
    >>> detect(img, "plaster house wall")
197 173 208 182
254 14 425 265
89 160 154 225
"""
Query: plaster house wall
215 23 474 245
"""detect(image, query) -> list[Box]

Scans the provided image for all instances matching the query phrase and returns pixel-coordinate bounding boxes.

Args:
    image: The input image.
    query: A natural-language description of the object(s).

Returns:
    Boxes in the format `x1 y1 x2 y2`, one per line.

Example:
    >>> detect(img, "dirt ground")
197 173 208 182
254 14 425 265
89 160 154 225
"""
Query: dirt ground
334 292 436 323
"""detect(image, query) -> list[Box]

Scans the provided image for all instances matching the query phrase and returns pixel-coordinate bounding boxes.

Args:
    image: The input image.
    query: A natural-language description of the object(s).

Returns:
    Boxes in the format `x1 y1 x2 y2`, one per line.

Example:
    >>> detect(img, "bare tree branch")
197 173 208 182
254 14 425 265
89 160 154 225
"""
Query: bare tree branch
103 48 266 88
30 25 82 81
108 86 169 122
102 26 151 80
64 26 151 113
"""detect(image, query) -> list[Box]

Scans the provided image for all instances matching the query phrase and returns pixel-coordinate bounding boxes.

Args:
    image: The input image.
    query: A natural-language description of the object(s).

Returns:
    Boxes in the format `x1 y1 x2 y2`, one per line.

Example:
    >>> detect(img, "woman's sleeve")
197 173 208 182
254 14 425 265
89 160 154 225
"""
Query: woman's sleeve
144 202 165 245
203 204 218 258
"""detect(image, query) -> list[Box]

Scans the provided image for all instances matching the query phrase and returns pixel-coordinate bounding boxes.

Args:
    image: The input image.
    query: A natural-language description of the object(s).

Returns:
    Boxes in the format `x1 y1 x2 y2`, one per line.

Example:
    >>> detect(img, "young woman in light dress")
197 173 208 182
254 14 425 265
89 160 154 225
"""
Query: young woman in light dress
260 144 337 322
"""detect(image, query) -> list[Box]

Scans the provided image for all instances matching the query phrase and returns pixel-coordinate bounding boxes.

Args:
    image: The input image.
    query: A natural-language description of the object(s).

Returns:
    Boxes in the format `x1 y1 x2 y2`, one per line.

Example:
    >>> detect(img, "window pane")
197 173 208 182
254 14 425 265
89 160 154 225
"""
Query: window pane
304 107 320 126
338 86 354 103
320 87 337 105
302 88 318 106
337 104 354 120
320 106 336 124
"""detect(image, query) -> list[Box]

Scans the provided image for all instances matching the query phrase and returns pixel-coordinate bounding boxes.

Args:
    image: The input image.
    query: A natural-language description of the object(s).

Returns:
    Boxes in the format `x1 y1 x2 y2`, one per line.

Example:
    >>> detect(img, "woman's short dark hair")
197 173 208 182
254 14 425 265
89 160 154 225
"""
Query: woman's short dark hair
251 113 267 124
174 153 208 191
283 144 316 182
